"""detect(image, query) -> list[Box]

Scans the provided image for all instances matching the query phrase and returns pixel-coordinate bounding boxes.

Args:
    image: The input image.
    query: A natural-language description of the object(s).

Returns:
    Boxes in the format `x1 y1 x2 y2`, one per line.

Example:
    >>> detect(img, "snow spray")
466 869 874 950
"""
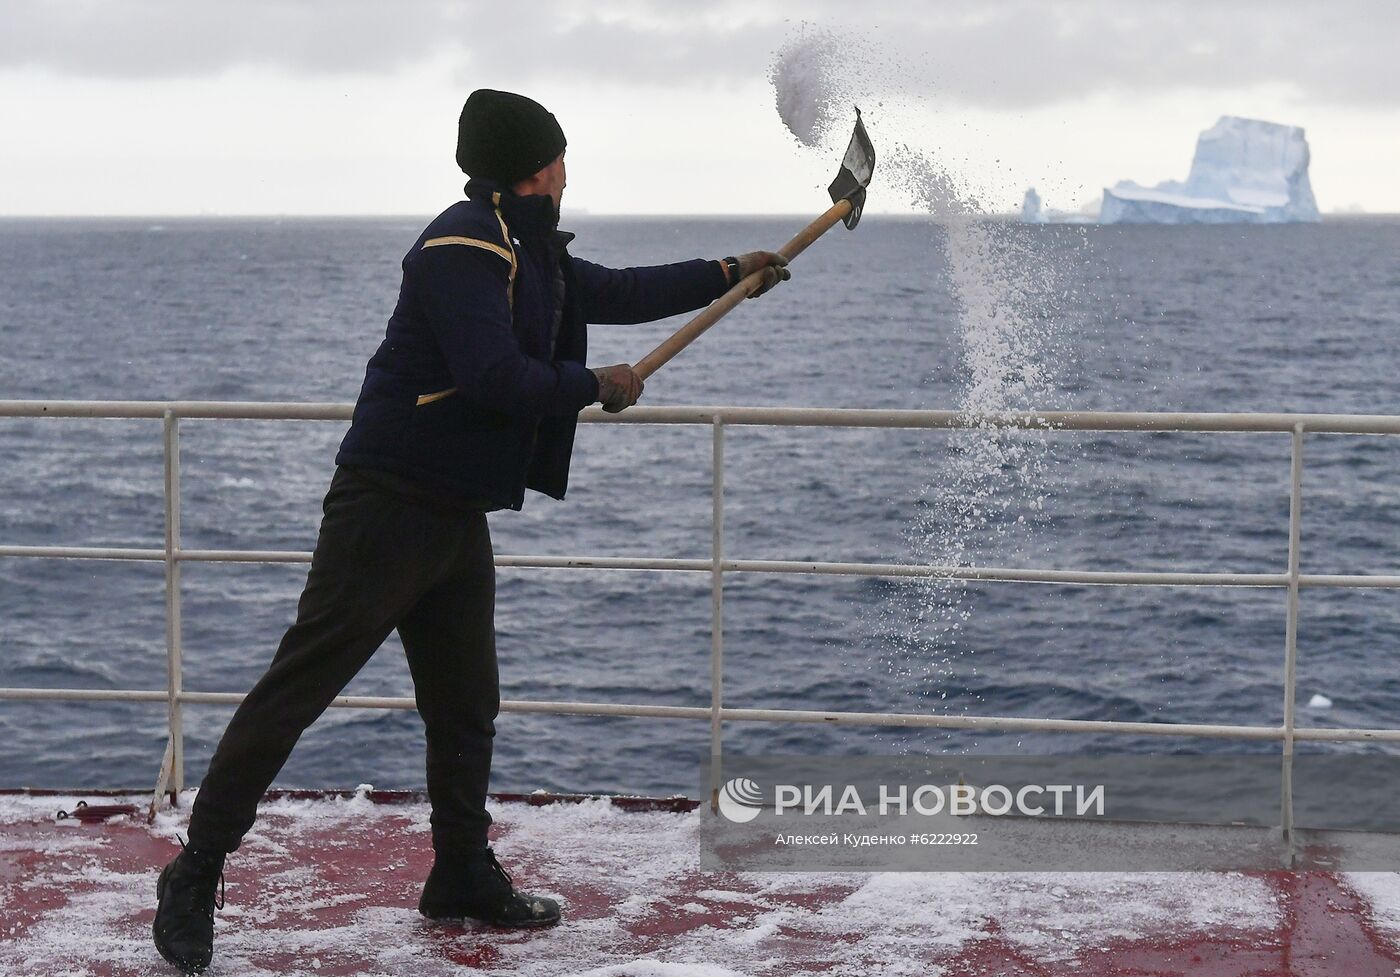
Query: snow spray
770 31 1080 739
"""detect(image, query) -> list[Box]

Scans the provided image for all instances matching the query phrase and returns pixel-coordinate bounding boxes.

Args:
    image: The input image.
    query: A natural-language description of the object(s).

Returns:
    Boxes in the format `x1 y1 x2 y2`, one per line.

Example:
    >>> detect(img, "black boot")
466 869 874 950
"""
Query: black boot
152 836 226 974
418 847 561 928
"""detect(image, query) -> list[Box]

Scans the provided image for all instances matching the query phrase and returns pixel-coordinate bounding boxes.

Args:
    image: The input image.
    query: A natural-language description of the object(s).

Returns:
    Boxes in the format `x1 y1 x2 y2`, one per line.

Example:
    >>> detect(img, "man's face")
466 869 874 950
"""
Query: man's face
515 152 566 210
539 152 566 210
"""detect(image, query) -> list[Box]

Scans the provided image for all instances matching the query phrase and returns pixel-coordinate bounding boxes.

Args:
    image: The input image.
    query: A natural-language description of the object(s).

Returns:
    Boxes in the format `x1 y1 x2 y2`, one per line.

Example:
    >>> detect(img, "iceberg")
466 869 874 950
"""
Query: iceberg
1017 186 1096 225
1020 186 1047 223
1099 116 1319 224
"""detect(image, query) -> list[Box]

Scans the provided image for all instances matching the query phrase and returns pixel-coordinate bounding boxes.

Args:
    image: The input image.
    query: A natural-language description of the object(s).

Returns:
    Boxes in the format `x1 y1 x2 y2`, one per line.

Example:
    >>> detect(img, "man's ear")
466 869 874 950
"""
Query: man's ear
511 164 551 197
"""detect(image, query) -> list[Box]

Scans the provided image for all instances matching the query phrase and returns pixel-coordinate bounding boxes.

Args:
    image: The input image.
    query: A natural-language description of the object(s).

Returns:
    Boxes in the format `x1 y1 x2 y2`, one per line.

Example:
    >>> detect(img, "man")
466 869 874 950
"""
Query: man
151 88 790 973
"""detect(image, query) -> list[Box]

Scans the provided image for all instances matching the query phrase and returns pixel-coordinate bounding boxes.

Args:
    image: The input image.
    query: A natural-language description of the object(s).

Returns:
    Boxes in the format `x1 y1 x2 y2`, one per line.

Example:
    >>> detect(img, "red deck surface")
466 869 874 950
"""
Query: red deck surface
4 789 1400 976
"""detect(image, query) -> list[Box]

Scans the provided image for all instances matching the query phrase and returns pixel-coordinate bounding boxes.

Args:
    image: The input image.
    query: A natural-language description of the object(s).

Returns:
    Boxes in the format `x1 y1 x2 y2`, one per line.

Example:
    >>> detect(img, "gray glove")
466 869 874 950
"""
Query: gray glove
734 251 791 297
592 363 644 413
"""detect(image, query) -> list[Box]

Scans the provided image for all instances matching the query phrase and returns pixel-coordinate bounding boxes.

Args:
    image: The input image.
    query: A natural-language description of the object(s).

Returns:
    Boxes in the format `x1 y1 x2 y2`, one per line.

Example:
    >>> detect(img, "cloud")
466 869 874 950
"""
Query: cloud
0 0 464 77
859 1 1400 108
3 0 1397 108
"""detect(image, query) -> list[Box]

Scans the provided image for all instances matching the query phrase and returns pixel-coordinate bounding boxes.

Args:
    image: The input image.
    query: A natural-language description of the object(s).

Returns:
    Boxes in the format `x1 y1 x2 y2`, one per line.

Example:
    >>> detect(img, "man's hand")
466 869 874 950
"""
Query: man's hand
736 251 791 297
592 363 644 413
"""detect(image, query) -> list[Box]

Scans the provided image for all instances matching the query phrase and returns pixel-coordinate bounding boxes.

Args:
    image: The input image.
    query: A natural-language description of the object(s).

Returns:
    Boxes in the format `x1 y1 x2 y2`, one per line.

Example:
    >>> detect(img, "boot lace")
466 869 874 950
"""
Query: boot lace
176 833 226 914
483 848 514 890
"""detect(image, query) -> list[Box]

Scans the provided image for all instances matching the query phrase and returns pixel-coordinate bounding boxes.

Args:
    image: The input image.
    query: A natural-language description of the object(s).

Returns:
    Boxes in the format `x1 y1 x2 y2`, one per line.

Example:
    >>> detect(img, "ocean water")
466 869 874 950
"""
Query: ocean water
2 214 1400 798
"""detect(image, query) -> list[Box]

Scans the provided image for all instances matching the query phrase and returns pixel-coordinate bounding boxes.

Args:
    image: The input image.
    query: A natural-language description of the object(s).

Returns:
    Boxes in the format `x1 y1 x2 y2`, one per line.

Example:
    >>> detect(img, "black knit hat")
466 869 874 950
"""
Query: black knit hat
456 89 567 185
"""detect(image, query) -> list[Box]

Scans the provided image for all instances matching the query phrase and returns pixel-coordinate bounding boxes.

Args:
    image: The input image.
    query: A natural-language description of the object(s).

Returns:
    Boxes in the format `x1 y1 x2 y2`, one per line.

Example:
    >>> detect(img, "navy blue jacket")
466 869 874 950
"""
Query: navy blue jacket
336 179 729 510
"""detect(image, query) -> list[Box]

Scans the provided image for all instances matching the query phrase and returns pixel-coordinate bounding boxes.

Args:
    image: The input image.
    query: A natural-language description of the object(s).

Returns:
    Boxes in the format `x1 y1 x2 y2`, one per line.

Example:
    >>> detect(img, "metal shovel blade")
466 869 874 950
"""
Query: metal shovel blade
826 107 876 230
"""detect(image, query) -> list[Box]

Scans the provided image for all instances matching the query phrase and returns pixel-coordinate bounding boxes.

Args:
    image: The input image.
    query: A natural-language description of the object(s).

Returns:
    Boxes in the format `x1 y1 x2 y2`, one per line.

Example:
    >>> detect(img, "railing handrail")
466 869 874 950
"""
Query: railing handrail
0 399 1392 855
7 398 1400 433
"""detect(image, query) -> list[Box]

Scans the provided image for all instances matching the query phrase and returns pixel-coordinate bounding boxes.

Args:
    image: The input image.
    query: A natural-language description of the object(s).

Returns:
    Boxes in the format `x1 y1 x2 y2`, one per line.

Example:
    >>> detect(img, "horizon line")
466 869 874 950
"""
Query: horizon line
0 210 941 220
0 211 1394 221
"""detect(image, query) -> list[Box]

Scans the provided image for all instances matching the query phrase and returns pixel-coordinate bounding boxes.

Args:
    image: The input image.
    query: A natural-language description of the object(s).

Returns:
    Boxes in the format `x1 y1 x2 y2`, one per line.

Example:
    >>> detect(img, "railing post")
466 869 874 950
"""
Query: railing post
709 416 725 814
1281 423 1304 862
162 411 184 798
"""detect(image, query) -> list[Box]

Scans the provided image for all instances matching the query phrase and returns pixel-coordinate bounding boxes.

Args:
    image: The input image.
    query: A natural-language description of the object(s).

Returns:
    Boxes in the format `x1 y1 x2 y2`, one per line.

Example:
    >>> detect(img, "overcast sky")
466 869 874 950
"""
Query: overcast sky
2 0 1398 216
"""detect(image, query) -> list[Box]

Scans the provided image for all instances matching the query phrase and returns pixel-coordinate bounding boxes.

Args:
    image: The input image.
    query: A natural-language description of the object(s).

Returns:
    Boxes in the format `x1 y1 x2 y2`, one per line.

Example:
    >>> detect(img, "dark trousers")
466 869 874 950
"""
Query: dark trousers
187 466 498 857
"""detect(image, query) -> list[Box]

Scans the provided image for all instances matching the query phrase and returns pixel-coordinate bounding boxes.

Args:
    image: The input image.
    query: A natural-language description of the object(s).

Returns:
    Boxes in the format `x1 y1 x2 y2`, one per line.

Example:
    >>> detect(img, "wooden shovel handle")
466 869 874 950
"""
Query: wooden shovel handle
632 197 854 380
776 196 856 262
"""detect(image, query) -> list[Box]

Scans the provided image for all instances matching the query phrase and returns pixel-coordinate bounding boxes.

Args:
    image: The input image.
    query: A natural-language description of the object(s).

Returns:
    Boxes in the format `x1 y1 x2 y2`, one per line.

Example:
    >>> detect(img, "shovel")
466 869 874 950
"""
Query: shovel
632 109 876 380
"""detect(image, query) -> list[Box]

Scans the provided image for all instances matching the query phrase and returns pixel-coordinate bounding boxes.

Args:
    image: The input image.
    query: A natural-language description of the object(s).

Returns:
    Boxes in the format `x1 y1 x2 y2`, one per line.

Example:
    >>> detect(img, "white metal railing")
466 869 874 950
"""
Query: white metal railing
3 400 1400 853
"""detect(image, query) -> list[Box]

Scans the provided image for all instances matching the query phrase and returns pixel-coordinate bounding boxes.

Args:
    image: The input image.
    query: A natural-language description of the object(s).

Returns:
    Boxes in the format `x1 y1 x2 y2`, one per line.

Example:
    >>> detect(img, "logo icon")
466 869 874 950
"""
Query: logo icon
717 778 764 823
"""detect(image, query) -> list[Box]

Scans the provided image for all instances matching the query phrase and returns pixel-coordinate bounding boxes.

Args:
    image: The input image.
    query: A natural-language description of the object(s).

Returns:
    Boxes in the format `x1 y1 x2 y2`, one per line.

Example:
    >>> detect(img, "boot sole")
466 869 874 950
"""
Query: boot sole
419 907 561 930
153 863 211 975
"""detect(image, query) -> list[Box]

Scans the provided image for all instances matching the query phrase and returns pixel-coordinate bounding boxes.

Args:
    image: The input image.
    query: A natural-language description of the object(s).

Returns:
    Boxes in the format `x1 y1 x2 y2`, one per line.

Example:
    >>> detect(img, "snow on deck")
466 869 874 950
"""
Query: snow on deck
4 789 1400 976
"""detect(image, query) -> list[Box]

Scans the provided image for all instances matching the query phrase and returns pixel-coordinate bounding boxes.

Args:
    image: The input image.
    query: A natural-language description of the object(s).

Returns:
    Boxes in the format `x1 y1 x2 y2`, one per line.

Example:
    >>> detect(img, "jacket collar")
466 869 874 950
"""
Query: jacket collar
465 178 559 238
